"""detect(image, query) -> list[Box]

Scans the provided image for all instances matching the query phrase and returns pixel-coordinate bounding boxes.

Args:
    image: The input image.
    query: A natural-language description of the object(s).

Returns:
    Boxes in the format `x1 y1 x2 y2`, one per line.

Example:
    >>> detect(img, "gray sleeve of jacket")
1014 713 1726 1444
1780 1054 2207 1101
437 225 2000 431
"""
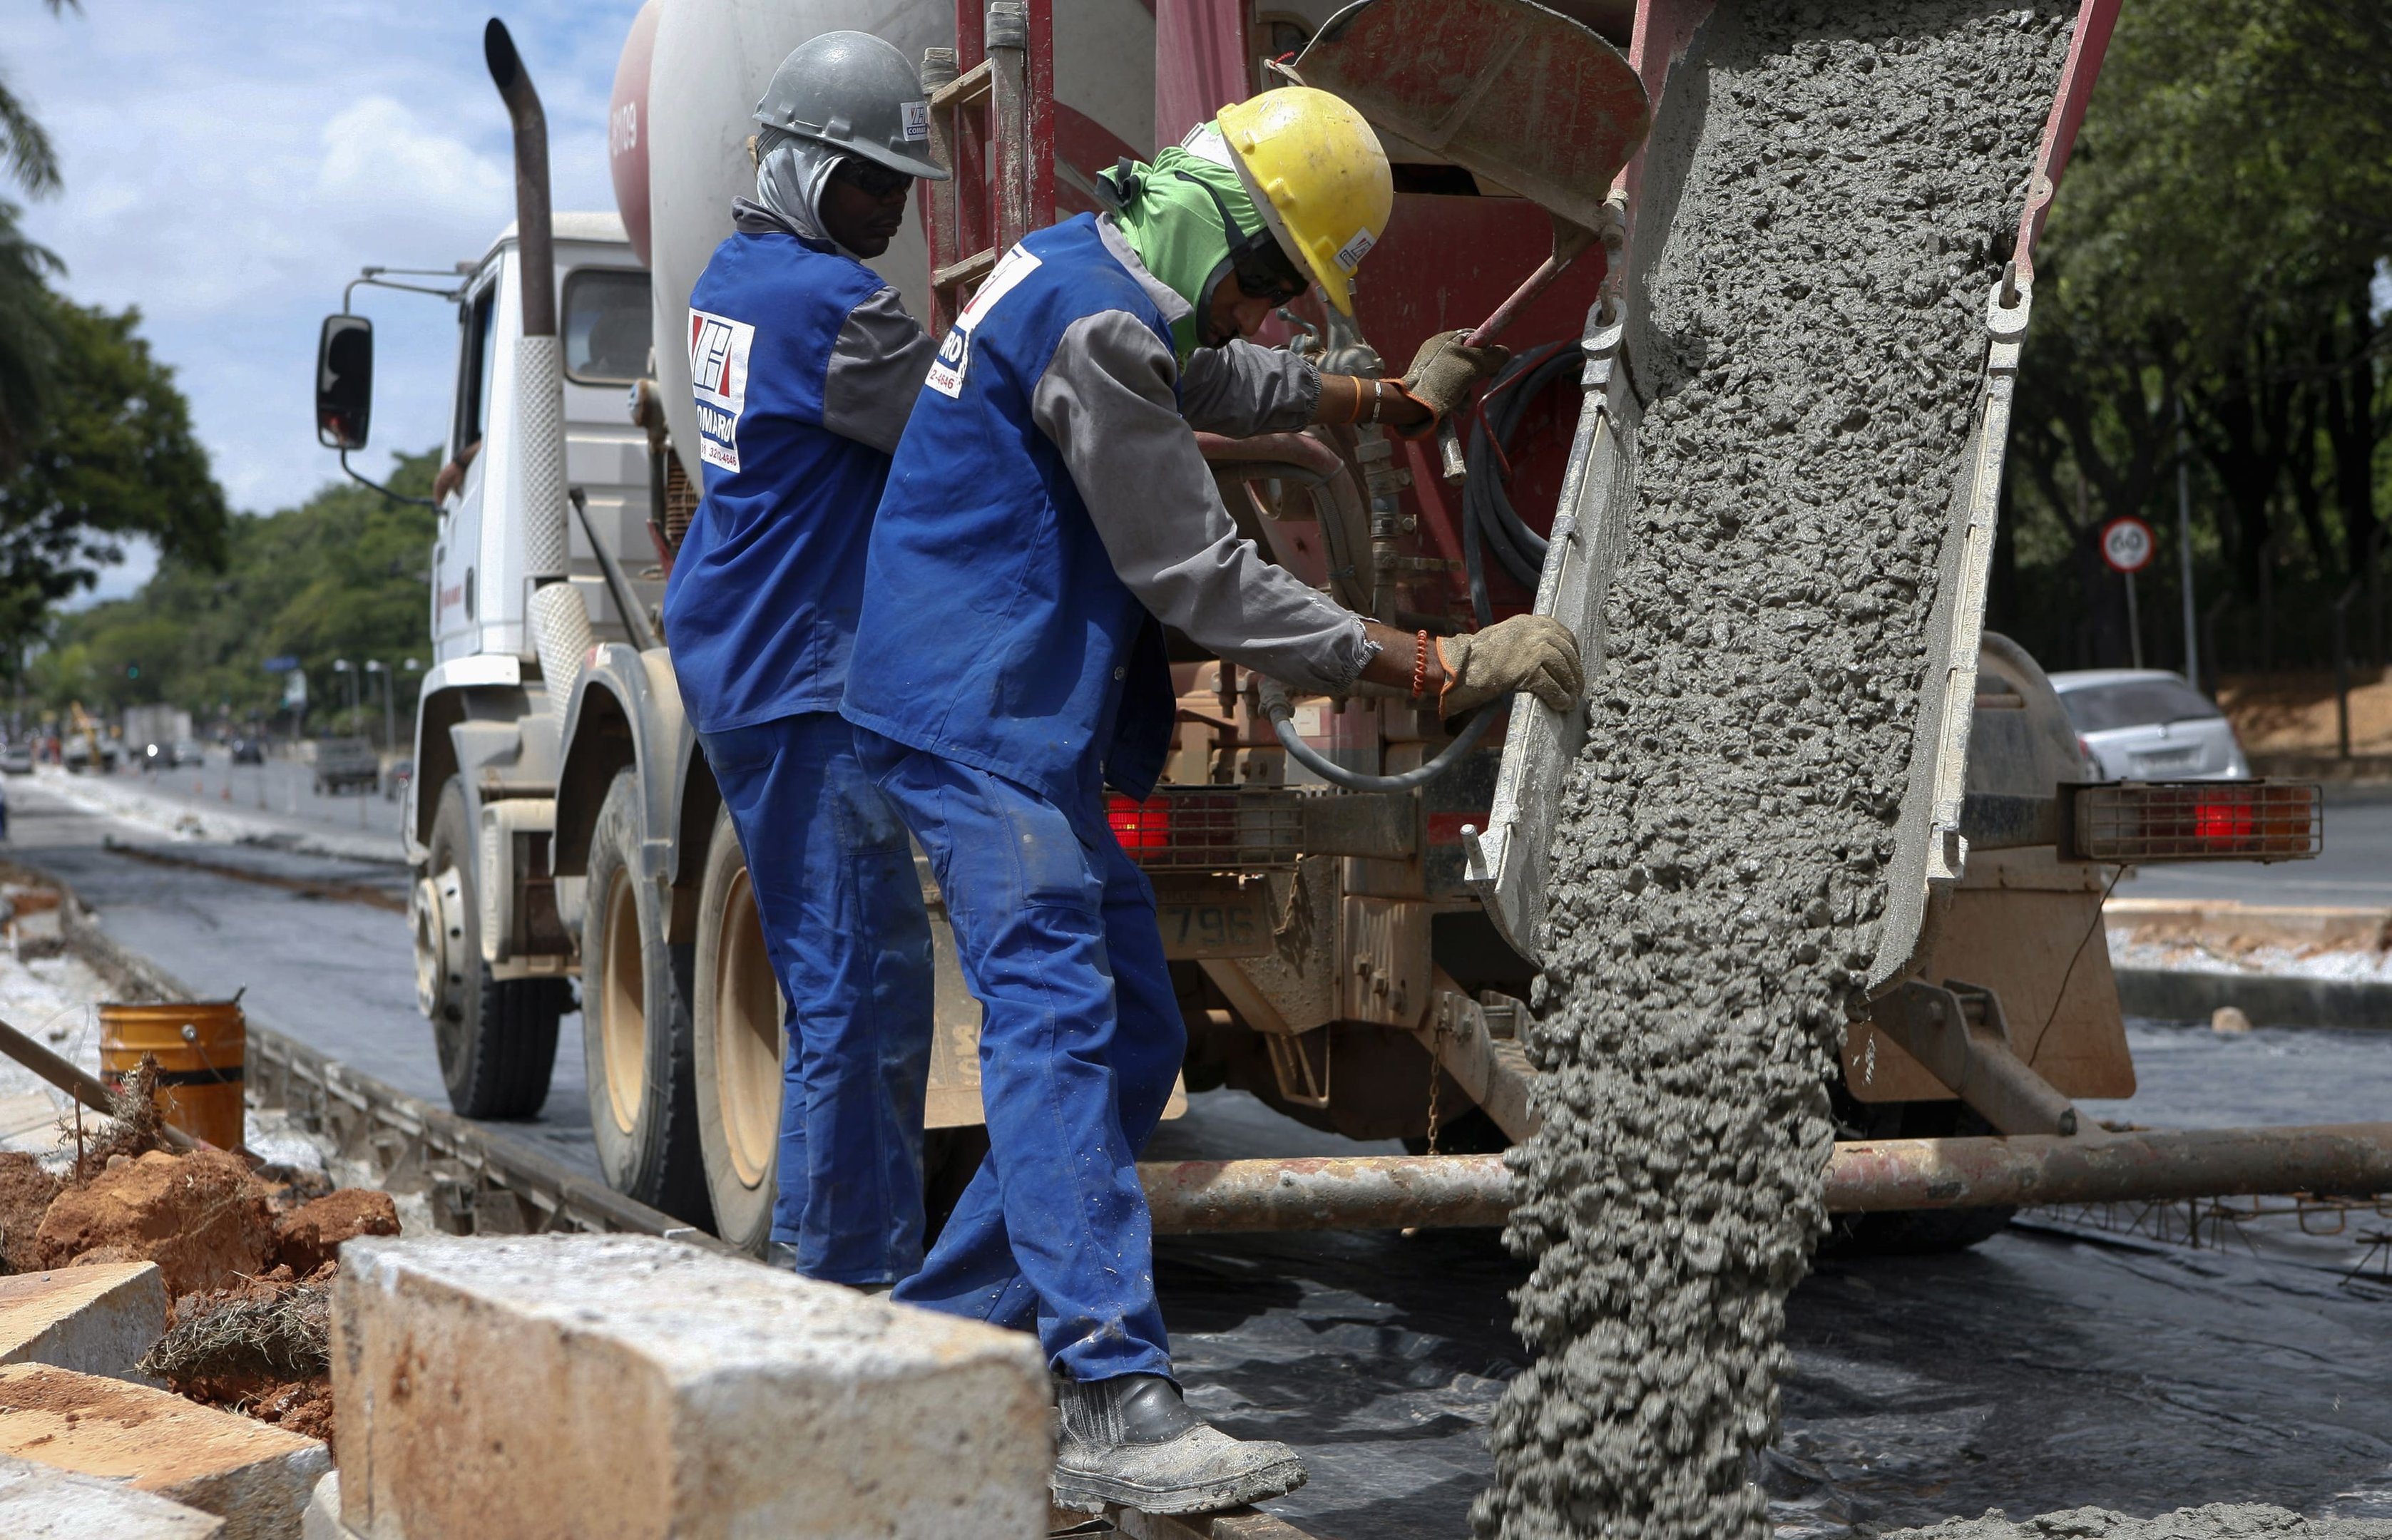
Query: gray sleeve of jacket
1175 338 1321 437
819 285 936 455
1032 312 1374 694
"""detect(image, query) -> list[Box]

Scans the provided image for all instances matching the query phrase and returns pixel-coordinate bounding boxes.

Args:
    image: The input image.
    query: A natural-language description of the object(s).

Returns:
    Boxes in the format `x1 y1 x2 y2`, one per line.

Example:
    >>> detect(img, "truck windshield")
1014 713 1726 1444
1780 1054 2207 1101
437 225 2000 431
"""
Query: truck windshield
563 269 652 384
2058 678 2222 733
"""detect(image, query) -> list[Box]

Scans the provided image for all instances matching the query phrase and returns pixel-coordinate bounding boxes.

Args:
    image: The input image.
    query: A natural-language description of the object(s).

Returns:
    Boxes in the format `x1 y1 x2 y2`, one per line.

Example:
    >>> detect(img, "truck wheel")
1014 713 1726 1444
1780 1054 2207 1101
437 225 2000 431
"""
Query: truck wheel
693 804 784 1256
420 779 566 1119
582 766 712 1223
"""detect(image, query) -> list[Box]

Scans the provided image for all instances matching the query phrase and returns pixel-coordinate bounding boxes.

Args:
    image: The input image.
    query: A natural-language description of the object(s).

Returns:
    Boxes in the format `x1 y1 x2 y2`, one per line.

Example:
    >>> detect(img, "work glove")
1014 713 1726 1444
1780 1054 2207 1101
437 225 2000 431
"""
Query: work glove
1400 329 1511 429
1437 614 1583 717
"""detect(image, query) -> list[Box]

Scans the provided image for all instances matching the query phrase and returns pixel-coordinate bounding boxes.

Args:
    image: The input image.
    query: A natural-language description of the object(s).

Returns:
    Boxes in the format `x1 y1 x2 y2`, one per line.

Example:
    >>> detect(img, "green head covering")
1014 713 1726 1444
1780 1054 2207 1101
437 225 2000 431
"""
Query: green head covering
1103 125 1271 362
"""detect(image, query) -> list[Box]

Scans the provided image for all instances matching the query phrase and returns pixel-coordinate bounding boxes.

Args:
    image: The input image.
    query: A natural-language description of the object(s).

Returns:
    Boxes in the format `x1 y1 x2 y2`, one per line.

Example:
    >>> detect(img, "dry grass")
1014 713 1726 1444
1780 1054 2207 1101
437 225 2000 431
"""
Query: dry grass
138 1281 331 1385
2216 669 2392 756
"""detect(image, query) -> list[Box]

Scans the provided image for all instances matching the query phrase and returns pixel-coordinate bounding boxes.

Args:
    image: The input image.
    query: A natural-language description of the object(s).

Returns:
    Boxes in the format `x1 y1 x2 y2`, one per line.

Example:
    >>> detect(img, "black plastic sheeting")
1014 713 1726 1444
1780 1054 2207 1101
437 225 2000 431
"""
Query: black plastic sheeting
1145 1021 2392 1538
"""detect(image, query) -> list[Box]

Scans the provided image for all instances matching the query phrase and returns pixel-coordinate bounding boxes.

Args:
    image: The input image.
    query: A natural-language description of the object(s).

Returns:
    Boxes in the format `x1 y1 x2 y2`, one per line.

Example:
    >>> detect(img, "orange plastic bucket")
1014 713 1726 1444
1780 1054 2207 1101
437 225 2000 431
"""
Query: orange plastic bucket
98 1000 245 1151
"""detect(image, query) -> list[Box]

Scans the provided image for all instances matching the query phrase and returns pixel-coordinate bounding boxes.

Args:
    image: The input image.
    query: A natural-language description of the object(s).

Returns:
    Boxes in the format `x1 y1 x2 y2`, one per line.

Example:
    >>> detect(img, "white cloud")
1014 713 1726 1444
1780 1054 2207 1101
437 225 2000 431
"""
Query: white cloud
11 0 643 514
315 96 513 229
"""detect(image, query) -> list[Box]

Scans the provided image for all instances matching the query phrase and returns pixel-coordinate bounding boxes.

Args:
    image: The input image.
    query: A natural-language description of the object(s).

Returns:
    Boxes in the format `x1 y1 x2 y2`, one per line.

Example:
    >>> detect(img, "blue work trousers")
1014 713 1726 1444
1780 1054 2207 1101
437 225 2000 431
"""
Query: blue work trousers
856 730 1183 1382
700 712 935 1285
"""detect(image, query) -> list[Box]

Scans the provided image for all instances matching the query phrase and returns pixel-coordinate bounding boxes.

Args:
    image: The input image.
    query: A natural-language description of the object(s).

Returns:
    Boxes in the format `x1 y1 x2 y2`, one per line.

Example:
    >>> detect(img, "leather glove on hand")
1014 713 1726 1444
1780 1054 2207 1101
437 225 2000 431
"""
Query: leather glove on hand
1437 614 1584 716
1400 329 1511 428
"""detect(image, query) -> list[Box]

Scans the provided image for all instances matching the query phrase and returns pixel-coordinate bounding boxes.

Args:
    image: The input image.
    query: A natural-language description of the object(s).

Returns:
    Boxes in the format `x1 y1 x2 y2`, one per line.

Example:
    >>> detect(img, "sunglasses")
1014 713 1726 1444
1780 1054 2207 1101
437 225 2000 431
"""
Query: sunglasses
832 158 915 200
1175 171 1309 306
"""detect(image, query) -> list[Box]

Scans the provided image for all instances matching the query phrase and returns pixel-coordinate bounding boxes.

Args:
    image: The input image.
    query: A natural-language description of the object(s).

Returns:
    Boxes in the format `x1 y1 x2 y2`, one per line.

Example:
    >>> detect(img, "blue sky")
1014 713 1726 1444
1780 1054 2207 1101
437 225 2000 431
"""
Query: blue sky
10 0 646 599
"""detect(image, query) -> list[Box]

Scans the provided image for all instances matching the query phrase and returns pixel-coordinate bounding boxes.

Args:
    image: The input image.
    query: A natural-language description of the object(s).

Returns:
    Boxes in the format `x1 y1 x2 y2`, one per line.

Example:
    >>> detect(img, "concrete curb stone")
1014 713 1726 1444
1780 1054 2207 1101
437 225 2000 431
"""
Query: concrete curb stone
0 1362 328 1540
0 1449 226 1538
0 1260 170 1383
334 1233 1054 1539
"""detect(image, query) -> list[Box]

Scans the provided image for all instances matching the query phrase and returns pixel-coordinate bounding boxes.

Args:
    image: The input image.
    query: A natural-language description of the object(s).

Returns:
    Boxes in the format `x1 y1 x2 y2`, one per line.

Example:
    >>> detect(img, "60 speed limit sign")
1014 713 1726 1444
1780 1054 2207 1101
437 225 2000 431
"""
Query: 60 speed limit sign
2100 515 2155 575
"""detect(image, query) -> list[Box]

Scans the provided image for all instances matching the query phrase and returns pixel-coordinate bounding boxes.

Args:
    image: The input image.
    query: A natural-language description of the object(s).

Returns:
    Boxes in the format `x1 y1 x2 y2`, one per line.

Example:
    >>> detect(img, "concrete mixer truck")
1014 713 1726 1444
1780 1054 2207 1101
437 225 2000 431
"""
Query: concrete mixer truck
313 0 2377 1256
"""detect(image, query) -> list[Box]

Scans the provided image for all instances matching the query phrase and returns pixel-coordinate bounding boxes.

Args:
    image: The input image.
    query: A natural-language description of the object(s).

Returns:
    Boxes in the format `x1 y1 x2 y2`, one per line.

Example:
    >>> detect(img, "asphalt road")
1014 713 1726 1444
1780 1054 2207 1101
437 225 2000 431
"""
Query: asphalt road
1 775 598 1176
2114 783 2392 908
3 775 2387 1536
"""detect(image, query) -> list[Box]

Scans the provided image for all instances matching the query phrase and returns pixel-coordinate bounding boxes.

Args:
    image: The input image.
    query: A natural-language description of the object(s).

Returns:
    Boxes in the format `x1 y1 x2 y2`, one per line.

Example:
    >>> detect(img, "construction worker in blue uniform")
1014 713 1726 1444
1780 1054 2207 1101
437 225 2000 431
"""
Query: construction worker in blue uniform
662 33 949 1285
844 89 1585 1514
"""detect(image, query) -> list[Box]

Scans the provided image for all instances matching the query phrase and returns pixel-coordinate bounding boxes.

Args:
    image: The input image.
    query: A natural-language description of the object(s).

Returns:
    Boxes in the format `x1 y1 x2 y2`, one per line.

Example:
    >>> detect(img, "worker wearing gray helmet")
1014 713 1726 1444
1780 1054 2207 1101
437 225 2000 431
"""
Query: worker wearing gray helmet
661 31 948 1285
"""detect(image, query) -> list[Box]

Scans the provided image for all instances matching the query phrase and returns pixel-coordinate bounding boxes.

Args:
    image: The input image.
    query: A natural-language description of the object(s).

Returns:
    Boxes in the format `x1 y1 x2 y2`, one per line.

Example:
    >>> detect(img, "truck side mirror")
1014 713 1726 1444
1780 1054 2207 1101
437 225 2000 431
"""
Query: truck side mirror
316 314 374 451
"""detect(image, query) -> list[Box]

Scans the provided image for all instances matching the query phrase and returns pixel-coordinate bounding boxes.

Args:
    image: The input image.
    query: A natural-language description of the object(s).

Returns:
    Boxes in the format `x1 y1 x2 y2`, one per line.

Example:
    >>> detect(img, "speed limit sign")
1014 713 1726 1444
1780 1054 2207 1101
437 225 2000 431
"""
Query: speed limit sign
2100 515 2155 575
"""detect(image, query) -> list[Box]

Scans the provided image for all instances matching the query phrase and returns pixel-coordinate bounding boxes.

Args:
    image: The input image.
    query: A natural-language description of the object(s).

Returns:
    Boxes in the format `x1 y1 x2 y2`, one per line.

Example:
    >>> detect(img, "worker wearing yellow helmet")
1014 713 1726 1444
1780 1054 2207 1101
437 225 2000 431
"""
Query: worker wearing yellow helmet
842 86 1583 1518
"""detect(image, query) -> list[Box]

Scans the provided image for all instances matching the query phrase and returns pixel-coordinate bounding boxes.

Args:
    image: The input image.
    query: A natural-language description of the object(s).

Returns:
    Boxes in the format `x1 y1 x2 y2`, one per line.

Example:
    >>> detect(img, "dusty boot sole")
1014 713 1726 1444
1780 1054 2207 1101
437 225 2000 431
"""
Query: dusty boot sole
1051 1452 1309 1517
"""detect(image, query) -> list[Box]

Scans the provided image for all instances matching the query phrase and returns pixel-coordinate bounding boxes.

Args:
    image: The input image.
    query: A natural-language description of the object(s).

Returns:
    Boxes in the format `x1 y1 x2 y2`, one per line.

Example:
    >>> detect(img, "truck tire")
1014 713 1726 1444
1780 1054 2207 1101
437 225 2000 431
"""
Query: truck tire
420 779 566 1119
582 766 712 1224
692 805 784 1256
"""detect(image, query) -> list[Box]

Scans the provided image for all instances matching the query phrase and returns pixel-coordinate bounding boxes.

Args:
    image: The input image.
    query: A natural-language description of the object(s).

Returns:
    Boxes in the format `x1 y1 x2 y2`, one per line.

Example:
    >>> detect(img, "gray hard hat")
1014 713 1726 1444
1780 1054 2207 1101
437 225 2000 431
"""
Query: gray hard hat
755 31 950 183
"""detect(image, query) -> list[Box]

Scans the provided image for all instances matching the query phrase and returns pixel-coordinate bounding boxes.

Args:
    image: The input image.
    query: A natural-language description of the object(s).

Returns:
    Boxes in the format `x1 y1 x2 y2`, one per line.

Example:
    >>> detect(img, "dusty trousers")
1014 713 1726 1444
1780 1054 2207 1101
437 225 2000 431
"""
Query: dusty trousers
700 711 936 1285
855 728 1183 1382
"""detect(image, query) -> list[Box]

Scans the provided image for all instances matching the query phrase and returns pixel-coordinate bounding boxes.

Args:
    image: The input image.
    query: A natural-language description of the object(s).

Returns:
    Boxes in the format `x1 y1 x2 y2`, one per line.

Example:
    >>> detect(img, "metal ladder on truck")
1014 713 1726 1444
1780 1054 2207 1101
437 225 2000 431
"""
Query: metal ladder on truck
918 0 1053 328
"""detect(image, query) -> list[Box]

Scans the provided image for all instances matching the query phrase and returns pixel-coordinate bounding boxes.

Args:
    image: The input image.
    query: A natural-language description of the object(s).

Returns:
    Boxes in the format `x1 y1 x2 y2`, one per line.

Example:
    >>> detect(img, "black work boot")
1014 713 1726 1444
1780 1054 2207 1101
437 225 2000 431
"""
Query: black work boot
1051 1373 1307 1516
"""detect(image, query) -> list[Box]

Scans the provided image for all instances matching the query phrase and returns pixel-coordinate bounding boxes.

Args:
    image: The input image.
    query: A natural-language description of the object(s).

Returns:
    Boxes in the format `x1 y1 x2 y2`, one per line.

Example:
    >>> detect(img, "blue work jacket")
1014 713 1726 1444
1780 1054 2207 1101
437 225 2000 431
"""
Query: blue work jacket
664 231 896 734
842 215 1178 804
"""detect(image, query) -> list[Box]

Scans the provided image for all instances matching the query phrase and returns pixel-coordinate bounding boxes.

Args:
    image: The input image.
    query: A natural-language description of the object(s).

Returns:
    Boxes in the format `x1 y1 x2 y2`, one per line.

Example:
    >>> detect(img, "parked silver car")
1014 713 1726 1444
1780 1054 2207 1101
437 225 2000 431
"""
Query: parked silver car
2048 669 2249 780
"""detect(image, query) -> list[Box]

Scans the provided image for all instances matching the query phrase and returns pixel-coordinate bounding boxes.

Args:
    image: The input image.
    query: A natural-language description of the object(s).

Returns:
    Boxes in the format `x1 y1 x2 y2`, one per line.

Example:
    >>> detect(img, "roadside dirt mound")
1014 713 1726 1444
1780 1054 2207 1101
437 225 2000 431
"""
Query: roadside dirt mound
272 1187 399 1275
143 1262 338 1454
34 1147 274 1294
0 1150 60 1273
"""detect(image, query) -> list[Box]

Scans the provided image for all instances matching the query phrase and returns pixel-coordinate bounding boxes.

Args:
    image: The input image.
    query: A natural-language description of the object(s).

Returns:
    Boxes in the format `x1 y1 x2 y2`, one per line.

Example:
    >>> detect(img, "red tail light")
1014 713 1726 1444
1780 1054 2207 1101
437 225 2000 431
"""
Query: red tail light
1108 794 1171 851
2071 781 2319 863
2192 796 2254 842
1102 789 1307 870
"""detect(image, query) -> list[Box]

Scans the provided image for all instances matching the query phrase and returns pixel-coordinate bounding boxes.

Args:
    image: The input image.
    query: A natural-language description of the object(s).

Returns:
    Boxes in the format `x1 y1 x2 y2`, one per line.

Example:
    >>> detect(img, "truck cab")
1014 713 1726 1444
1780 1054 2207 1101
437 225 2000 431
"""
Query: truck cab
430 214 655 667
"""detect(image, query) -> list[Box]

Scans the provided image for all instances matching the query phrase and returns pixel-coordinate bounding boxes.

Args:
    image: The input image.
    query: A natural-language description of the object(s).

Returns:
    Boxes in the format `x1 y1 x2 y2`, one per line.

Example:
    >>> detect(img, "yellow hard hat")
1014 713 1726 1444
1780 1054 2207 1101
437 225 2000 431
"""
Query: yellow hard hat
1215 87 1391 316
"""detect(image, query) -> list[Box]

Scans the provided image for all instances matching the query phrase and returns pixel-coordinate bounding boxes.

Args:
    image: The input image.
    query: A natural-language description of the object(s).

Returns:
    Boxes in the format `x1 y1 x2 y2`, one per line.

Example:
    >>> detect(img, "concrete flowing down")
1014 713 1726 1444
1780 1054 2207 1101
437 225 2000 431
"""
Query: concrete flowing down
1887 1506 2392 1539
1476 4 2075 1536
333 1233 1054 1540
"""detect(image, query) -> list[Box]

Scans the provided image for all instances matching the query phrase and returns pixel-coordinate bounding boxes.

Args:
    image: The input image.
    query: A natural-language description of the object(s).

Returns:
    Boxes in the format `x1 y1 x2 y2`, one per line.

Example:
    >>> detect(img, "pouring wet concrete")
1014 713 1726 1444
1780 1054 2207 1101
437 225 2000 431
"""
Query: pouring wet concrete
1486 2 2080 1534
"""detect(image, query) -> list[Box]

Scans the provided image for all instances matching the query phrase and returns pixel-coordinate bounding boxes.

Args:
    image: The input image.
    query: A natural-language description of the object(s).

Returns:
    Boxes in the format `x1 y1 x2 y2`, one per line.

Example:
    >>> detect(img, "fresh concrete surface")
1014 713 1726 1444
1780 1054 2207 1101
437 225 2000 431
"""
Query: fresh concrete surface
334 1233 1053 1540
0 1362 328 1540
0 1260 169 1383
0 1449 225 1538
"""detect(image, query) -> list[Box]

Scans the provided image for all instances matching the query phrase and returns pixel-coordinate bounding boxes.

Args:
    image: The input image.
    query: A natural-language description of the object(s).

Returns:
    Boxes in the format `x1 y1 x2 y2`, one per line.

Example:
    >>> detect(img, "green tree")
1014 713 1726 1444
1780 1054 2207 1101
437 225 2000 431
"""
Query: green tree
0 1 79 472
51 451 439 732
1999 0 2392 675
0 299 229 650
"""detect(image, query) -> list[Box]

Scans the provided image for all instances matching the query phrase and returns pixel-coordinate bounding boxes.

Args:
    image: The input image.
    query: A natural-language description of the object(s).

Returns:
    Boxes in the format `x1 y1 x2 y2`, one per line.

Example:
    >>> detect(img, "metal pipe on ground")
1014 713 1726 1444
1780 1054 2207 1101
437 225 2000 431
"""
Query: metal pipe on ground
1138 1123 2392 1232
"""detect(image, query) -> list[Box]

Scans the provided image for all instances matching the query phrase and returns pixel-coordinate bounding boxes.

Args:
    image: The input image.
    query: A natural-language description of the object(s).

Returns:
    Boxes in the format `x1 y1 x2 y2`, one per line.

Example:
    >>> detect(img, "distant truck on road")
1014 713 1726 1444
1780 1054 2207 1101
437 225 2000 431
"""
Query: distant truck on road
123 707 193 763
307 737 382 796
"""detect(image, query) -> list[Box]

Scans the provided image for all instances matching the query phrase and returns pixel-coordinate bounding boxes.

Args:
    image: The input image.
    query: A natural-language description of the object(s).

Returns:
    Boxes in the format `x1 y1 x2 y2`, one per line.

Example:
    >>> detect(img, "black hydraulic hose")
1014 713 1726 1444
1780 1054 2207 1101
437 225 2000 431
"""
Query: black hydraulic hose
1461 464 1496 630
1465 344 1578 591
1254 677 1498 792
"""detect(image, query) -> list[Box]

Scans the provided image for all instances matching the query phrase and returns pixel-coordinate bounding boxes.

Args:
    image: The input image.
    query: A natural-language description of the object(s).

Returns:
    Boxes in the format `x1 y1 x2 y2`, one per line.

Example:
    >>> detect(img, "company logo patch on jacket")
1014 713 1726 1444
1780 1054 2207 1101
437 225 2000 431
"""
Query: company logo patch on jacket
924 247 1043 399
688 307 755 472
